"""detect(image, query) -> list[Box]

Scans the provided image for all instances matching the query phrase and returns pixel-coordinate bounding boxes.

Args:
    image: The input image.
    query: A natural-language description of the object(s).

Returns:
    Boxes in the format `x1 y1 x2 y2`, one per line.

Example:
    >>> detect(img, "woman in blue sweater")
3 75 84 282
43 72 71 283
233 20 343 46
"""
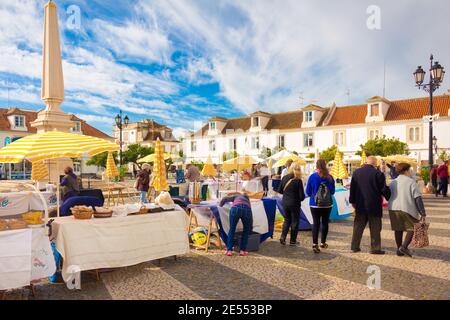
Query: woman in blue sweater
306 159 335 253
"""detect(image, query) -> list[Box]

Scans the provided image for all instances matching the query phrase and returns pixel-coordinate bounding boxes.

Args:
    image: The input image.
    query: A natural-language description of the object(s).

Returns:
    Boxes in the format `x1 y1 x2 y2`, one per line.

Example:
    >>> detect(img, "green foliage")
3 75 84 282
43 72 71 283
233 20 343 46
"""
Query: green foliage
119 165 127 177
420 167 430 185
320 145 338 163
122 144 154 168
190 160 204 171
222 151 238 162
438 150 449 162
291 150 299 156
306 153 315 159
86 152 117 168
178 149 184 158
357 136 409 157
259 147 272 159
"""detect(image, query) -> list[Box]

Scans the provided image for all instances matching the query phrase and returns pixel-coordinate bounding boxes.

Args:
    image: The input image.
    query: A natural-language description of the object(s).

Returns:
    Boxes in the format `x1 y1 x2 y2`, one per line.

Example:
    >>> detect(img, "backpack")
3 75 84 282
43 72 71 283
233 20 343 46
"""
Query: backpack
314 181 332 207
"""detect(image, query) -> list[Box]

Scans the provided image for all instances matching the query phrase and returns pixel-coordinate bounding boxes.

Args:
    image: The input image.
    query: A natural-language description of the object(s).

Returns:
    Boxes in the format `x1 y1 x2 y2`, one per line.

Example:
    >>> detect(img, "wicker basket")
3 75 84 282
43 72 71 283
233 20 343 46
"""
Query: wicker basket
93 207 113 218
71 206 93 220
139 207 149 215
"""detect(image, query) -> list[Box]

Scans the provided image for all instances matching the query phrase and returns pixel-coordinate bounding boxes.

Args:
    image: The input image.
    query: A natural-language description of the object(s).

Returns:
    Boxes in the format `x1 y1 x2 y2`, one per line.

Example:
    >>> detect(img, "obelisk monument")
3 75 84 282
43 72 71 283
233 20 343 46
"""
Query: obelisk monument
31 0 74 183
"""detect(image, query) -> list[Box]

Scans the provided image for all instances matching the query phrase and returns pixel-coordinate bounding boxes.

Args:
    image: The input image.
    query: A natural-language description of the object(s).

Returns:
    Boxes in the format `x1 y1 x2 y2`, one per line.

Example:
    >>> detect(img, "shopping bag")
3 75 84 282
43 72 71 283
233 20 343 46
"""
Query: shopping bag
412 218 430 248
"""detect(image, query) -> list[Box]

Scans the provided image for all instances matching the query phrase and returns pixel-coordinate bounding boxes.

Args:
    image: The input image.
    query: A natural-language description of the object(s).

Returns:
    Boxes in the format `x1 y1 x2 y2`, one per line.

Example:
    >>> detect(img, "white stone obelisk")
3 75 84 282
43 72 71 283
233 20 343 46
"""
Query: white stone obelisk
31 0 73 132
31 0 73 183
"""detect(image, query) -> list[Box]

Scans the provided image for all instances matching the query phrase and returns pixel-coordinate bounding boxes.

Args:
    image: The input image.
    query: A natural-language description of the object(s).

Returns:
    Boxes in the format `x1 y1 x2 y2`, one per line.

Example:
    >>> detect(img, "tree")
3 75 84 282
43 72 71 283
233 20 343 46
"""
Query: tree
306 152 315 159
438 150 449 162
86 152 117 168
259 147 272 159
271 146 285 154
122 144 154 169
222 151 238 162
190 160 204 171
320 145 338 163
357 136 409 157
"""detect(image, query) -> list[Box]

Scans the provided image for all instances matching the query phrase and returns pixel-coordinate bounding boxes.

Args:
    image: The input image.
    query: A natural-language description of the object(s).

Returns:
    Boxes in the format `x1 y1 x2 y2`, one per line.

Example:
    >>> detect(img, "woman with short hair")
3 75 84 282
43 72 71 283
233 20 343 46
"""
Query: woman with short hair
388 162 426 257
306 159 335 253
60 166 80 202
278 162 306 246
136 163 151 204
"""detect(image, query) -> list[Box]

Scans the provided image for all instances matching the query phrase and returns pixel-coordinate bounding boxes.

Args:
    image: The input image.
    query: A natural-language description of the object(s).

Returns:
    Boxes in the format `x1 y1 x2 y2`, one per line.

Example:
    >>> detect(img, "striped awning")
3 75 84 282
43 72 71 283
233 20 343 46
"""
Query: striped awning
31 161 49 181
0 131 119 163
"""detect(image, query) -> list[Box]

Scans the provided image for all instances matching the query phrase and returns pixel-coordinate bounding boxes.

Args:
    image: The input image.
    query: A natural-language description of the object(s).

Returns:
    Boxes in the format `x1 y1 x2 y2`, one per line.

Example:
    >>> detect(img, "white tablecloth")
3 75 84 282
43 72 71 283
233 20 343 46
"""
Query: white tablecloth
51 210 190 282
0 227 55 290
0 191 56 217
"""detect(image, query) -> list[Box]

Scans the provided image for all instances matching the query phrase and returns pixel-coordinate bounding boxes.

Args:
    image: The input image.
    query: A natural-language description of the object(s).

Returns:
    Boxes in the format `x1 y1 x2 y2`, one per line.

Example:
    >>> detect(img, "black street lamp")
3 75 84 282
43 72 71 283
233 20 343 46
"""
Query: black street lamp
414 54 445 170
115 110 129 166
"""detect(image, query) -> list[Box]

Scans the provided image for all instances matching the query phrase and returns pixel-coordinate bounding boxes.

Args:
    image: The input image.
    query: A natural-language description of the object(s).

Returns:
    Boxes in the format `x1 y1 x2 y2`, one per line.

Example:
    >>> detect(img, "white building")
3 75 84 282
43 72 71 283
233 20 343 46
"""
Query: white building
0 107 114 179
183 94 450 171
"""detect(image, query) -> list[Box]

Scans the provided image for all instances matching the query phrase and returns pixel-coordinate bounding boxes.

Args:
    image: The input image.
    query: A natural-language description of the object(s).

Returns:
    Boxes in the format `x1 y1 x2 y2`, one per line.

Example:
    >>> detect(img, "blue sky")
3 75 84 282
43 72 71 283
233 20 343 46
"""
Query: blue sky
0 0 449 136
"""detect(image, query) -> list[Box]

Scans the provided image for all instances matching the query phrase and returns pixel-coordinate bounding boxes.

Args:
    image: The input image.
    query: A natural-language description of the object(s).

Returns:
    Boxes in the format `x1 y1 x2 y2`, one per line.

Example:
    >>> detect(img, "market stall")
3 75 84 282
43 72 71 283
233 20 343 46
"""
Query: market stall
189 198 276 244
51 208 189 282
0 190 57 217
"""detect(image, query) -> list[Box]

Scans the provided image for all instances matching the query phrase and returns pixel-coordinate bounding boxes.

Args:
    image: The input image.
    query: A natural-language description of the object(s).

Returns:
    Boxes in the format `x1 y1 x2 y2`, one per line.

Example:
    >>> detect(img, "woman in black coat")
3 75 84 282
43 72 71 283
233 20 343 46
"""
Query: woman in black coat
278 162 306 246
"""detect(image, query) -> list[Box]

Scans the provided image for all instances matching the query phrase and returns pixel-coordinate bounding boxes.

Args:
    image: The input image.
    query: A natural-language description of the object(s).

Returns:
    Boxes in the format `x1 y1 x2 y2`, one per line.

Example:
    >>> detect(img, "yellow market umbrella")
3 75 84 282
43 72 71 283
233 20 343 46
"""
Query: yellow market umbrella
360 150 367 166
152 138 169 192
222 155 262 172
267 158 273 175
137 153 171 163
0 130 119 163
273 155 306 168
105 152 119 178
31 161 49 181
201 155 217 177
382 155 418 165
330 151 349 179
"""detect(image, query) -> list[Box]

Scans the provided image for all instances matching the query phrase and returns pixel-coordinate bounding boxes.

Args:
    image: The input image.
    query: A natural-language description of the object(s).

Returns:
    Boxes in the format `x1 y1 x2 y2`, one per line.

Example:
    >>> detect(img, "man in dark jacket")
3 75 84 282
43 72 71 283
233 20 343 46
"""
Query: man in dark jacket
350 156 391 254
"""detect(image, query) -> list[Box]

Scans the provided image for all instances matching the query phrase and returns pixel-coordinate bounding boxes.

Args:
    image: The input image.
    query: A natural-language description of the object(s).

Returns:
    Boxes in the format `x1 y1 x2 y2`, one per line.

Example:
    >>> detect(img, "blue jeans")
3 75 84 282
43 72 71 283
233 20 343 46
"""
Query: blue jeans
140 191 148 204
226 204 253 251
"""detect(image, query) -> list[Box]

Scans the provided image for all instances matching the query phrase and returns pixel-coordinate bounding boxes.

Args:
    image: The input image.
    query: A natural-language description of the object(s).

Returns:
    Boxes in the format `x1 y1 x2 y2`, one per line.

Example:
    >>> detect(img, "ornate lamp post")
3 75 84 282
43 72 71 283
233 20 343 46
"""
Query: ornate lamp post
414 54 445 170
432 136 438 158
115 110 129 166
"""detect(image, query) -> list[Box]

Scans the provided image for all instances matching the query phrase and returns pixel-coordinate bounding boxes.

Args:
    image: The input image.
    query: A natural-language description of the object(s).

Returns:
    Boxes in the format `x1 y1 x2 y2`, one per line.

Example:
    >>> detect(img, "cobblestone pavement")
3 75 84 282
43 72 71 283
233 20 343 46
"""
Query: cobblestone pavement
4 195 449 300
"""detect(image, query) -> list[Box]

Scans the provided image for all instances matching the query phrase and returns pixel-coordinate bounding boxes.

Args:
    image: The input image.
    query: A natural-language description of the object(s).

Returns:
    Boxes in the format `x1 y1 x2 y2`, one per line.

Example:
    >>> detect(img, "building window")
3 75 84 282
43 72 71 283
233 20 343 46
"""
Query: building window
278 135 285 148
305 111 313 122
251 137 260 149
303 133 314 147
368 128 381 140
229 138 237 150
209 121 216 130
252 117 260 127
209 140 216 152
73 162 81 173
408 126 421 143
14 116 25 128
370 104 379 116
334 131 345 146
72 122 81 132
165 131 171 139
191 141 197 152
